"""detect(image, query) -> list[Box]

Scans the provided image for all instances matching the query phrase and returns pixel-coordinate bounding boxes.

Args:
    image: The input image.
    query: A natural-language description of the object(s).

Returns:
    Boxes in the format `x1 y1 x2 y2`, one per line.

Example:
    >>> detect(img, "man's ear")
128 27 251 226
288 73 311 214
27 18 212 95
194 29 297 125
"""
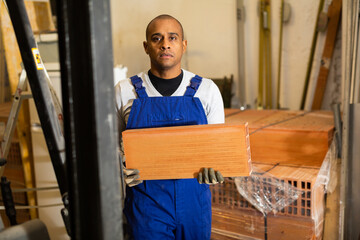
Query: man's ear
143 41 149 55
182 40 188 53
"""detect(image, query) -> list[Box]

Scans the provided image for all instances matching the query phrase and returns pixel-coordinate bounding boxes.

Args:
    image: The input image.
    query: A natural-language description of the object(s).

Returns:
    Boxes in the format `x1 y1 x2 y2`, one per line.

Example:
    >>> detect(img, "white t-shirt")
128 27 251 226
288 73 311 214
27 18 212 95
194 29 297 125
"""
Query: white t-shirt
115 69 225 138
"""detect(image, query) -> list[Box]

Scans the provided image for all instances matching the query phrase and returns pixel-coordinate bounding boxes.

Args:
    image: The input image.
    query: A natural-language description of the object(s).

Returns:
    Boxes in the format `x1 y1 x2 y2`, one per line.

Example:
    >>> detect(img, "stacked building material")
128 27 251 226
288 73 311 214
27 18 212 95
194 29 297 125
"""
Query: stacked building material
225 109 334 167
210 109 335 240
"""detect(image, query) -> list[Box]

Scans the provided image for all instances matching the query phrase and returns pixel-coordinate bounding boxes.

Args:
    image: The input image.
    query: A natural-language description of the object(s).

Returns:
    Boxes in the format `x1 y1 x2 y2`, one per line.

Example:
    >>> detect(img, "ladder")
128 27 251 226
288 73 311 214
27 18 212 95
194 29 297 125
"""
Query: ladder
0 66 66 228
0 0 70 233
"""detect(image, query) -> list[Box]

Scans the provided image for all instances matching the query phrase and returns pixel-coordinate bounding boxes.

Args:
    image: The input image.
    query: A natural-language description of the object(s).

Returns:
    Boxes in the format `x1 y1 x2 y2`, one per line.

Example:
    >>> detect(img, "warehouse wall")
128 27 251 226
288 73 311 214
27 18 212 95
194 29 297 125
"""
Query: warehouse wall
110 0 238 88
111 0 329 110
110 0 239 102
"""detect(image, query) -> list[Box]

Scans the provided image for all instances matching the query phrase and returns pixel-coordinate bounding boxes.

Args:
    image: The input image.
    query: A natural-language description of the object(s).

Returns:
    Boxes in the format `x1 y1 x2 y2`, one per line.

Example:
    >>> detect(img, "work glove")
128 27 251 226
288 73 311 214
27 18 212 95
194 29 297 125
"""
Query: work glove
123 167 142 187
118 145 142 187
197 168 224 184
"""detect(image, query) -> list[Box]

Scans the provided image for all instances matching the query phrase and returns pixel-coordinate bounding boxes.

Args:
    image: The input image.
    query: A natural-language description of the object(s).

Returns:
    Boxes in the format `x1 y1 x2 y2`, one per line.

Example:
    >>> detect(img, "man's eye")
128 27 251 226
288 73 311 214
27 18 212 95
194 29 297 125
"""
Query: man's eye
170 36 177 41
152 37 161 42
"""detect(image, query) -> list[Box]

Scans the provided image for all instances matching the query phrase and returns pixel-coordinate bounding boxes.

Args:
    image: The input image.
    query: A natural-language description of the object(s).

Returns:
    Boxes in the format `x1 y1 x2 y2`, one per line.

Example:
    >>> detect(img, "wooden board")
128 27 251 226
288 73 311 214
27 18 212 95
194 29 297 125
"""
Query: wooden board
123 124 252 180
225 110 334 168
25 1 56 33
311 0 342 110
0 1 22 92
322 158 341 240
0 102 11 123
300 0 326 110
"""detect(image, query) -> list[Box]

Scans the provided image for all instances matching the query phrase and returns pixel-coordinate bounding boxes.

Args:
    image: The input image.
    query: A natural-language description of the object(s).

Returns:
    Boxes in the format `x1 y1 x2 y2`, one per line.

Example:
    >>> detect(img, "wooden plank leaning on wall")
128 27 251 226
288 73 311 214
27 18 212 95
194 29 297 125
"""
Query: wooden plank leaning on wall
0 0 55 220
0 25 10 103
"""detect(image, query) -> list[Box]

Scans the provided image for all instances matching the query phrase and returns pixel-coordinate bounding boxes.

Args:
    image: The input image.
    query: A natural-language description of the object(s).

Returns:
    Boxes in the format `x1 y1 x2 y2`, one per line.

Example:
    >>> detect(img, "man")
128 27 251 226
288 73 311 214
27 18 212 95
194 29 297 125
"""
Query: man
115 14 225 239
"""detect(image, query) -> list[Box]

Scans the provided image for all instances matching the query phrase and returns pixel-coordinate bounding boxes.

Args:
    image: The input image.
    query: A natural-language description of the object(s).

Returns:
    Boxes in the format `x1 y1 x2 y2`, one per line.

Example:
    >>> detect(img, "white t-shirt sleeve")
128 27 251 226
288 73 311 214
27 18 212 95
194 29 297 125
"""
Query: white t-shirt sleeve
114 82 125 148
114 78 137 134
195 78 225 124
207 82 225 124
115 78 138 157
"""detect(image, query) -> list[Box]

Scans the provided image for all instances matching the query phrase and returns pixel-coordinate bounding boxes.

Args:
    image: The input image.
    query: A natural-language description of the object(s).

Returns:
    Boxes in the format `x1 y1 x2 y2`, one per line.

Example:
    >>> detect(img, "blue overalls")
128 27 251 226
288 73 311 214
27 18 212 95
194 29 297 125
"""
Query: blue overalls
124 74 212 240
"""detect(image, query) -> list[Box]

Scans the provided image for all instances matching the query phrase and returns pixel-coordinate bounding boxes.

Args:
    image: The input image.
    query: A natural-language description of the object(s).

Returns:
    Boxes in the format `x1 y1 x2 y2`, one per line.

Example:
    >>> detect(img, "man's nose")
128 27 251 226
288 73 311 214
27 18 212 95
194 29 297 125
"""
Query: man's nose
161 39 170 50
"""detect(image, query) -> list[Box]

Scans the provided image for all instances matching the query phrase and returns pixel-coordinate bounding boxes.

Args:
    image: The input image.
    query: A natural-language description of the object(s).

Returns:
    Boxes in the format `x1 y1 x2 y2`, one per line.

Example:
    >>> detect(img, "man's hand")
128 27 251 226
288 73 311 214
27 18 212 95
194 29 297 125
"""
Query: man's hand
197 168 224 184
123 167 143 187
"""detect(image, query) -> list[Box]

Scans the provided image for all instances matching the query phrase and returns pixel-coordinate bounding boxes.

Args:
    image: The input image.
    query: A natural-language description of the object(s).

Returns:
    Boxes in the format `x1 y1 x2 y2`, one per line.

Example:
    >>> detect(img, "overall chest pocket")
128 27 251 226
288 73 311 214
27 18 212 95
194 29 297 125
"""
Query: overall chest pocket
149 113 185 126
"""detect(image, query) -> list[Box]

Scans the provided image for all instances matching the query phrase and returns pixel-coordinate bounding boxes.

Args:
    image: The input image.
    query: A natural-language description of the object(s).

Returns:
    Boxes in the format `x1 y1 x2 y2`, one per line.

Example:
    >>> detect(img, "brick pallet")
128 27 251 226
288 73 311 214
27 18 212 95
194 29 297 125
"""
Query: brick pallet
210 109 334 240
210 166 323 240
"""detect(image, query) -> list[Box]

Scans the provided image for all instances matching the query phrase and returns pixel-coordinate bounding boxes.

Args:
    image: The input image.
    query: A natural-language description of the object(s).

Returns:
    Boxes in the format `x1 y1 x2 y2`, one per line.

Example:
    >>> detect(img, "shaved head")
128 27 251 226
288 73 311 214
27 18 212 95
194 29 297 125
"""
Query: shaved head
146 14 184 41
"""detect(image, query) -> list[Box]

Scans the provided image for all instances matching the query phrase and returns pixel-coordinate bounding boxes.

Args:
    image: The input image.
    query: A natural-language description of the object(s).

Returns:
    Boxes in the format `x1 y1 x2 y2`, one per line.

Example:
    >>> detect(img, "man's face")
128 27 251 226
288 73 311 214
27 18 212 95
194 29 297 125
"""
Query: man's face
143 18 187 74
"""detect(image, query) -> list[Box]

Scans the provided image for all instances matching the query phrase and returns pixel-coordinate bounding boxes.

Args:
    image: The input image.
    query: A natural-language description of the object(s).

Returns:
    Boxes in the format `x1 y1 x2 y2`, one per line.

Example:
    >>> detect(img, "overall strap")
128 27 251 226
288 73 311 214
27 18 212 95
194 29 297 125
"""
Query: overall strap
184 75 203 97
130 75 148 98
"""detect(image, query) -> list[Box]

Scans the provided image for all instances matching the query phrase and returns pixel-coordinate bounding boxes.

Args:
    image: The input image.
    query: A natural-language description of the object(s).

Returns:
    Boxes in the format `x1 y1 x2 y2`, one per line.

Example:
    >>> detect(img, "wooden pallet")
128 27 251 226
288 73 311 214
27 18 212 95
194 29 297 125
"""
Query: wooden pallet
225 110 334 167
123 123 252 180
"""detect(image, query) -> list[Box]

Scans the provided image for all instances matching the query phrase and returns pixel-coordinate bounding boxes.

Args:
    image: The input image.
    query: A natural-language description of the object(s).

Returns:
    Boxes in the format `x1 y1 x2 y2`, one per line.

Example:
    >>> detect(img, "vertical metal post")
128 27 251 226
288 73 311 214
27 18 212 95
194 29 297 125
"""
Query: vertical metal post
55 0 123 239
345 104 360 239
339 0 350 238
340 0 360 239
349 0 360 104
236 0 247 109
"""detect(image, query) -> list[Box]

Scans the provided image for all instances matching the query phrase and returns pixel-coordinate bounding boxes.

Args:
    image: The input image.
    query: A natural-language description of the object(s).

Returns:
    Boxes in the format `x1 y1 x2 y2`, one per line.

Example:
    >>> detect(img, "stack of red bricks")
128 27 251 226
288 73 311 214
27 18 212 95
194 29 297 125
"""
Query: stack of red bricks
210 109 334 240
